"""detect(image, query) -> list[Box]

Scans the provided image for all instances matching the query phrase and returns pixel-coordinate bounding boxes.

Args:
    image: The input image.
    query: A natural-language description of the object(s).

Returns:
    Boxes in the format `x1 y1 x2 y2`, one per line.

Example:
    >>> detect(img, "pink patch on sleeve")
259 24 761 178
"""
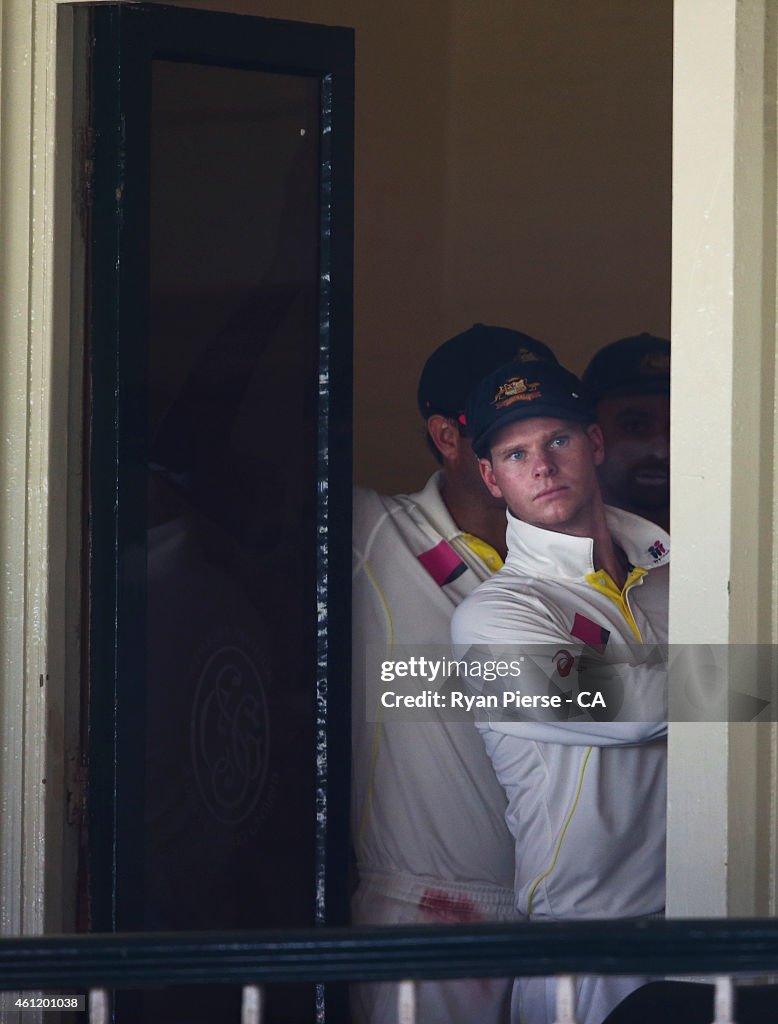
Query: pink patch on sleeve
570 612 610 654
417 540 467 587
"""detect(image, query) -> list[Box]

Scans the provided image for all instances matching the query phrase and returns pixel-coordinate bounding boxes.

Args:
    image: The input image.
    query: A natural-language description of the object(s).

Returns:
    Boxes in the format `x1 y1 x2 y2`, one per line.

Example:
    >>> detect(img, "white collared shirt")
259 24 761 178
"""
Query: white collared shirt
352 473 516 893
451 507 669 919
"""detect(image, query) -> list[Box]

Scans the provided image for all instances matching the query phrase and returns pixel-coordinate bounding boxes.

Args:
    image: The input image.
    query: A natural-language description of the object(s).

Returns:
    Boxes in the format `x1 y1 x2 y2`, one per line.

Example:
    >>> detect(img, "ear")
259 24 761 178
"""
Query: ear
426 414 463 461
478 457 503 498
586 422 605 466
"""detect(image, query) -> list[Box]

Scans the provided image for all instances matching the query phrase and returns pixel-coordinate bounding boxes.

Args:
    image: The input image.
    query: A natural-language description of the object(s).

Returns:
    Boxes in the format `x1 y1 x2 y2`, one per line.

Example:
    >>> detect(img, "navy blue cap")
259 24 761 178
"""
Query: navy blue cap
417 323 557 421
583 334 670 404
467 359 595 458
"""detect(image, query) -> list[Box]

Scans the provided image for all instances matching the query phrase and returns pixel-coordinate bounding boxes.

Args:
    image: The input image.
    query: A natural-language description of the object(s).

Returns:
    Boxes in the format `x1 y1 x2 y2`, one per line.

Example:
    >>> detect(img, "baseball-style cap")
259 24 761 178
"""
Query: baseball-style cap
582 333 670 404
417 323 557 421
467 359 595 458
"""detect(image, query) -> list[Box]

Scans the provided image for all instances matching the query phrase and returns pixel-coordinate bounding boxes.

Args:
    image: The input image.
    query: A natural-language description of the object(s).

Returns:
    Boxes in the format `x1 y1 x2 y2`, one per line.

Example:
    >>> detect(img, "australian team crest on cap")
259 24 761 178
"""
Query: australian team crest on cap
468 359 594 457
493 376 542 409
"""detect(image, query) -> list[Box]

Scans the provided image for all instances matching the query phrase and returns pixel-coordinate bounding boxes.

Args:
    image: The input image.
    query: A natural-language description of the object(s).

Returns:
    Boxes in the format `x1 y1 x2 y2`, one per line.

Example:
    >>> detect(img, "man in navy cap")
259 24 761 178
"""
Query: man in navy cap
452 358 669 1024
583 334 670 531
351 325 556 1024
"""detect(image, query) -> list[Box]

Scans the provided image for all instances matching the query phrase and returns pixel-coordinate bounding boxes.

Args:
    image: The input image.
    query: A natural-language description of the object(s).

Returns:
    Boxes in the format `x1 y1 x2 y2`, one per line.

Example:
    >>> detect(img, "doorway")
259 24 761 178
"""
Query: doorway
75 4 353 1020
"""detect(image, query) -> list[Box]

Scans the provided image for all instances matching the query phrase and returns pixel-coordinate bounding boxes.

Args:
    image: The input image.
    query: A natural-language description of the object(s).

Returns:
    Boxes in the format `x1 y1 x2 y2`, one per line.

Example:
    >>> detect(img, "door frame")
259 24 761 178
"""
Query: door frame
77 1 354 935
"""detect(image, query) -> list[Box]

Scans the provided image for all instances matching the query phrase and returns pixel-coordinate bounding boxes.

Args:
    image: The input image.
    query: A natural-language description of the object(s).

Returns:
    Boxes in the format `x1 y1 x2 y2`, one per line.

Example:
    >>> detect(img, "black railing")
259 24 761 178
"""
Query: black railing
1 919 778 991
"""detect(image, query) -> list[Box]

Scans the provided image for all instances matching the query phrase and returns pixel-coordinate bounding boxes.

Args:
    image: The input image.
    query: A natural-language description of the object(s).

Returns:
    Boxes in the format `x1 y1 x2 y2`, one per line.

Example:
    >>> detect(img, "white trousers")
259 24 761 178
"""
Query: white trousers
513 975 648 1024
351 871 519 1024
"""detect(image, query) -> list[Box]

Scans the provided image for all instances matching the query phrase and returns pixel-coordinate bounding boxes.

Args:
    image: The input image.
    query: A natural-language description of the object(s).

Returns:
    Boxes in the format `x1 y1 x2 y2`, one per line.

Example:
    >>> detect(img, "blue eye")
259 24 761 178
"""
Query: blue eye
507 450 525 461
549 436 568 449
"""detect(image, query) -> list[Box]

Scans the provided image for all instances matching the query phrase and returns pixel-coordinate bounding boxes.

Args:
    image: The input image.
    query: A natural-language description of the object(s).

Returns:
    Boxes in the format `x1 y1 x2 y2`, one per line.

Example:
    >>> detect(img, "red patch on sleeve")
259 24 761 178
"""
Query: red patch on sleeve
571 613 610 654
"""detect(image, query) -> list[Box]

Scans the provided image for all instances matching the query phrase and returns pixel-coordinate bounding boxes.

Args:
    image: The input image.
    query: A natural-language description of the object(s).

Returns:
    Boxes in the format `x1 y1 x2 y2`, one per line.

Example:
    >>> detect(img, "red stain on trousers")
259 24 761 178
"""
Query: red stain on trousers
418 888 482 923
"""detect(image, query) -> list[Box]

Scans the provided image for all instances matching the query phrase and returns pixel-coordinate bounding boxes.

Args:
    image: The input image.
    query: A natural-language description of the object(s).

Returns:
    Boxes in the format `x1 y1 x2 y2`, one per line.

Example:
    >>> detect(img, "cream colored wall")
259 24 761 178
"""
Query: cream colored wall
668 0 778 917
441 2 672 372
169 0 672 494
0 0 76 944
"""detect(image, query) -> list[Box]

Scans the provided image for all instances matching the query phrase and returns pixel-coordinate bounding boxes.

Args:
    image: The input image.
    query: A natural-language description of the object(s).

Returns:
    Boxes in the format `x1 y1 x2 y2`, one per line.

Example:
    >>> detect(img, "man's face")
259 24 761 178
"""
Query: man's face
595 394 670 519
478 417 604 535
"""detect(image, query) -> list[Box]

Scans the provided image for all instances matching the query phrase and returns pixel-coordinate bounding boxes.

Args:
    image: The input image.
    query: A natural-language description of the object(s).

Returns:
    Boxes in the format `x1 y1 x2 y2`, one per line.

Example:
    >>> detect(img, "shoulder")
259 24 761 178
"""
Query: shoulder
352 476 442 547
352 483 442 586
352 485 403 541
352 484 387 522
605 506 670 571
451 571 552 645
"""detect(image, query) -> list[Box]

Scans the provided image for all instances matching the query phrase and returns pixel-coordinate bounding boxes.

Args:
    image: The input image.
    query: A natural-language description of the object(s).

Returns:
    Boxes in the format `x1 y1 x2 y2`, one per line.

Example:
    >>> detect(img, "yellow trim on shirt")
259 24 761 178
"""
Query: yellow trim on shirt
364 559 395 649
357 536 501 854
357 560 393 854
584 566 646 640
526 567 646 911
527 746 593 915
460 533 504 573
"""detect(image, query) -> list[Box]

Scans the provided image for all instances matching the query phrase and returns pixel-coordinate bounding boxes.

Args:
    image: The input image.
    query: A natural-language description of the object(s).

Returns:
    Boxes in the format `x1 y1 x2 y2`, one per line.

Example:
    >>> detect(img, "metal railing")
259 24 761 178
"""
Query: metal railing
2 918 778 1023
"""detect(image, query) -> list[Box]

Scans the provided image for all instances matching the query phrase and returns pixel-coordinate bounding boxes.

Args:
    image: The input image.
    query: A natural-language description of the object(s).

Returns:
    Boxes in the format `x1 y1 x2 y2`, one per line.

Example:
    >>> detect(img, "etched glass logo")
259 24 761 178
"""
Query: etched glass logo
191 645 269 825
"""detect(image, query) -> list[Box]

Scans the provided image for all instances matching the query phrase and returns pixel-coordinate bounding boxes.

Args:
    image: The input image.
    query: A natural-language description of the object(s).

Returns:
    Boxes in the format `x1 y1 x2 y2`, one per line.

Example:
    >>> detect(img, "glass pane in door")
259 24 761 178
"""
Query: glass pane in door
144 59 321 1023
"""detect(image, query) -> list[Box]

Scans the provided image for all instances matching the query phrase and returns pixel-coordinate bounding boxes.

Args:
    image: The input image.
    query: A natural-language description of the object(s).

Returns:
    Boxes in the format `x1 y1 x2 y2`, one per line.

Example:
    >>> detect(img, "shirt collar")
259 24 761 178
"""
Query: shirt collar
504 505 670 580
